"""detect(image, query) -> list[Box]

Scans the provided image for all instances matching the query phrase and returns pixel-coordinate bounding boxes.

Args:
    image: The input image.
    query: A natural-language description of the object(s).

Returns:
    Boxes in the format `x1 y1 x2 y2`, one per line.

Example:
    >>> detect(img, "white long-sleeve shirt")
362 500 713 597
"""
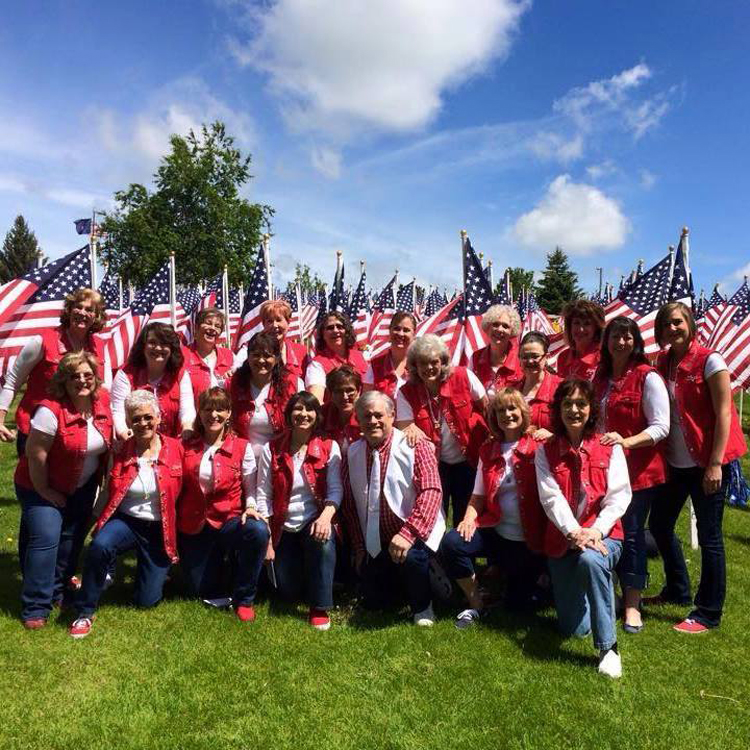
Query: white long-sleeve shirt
110 368 196 436
0 335 113 411
198 441 257 508
254 441 343 530
535 443 631 538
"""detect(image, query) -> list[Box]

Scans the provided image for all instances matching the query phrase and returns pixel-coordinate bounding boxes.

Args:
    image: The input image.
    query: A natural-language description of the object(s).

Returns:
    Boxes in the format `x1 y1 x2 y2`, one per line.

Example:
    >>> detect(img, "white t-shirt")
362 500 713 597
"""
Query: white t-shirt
31 406 107 488
472 442 524 541
245 377 305 456
666 353 727 468
119 458 161 521
363 358 407 398
198 441 257 504
304 360 329 388
395 370 486 464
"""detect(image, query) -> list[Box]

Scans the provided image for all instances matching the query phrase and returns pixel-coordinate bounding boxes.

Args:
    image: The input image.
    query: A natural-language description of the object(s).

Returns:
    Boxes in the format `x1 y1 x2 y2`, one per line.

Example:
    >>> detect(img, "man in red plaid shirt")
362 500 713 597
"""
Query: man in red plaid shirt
342 390 445 625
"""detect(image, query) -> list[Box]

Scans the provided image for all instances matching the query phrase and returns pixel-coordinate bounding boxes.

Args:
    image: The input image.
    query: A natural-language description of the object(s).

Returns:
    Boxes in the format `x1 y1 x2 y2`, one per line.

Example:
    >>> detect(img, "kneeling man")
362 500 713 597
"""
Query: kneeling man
342 390 445 625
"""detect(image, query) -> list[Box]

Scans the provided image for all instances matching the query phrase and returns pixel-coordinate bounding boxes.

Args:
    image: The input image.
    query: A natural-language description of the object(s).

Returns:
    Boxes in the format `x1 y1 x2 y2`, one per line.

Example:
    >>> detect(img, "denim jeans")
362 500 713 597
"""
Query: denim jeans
649 465 728 627
179 517 269 607
76 513 171 615
438 460 476 528
361 539 432 615
273 523 336 610
440 527 546 609
619 485 663 591
16 476 98 620
547 538 622 652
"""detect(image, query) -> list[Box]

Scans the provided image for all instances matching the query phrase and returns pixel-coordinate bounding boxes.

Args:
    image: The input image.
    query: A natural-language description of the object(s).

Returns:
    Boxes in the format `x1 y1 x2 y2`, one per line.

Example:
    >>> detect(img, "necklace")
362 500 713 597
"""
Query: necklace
424 386 442 432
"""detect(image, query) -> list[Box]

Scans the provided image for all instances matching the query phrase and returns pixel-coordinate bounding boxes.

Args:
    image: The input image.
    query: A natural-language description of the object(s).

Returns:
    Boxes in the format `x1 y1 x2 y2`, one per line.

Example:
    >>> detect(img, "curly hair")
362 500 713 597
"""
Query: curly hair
314 311 356 352
481 304 522 337
47 351 103 401
550 378 599 439
405 334 451 384
59 288 107 334
128 322 184 373
654 302 696 348
598 316 648 378
194 386 232 438
561 300 606 351
283 391 324 436
487 387 530 439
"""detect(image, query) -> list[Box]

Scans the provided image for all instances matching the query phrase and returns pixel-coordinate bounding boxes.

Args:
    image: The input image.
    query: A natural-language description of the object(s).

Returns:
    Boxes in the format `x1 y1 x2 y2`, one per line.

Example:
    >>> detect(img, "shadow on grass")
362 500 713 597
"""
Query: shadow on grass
726 532 750 547
0 493 20 508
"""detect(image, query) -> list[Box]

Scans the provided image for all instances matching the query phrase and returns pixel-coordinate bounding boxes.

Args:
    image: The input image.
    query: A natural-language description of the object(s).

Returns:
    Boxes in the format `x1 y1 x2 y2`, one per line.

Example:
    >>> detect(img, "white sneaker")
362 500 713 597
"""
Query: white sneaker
413 604 435 627
598 648 622 679
455 608 481 630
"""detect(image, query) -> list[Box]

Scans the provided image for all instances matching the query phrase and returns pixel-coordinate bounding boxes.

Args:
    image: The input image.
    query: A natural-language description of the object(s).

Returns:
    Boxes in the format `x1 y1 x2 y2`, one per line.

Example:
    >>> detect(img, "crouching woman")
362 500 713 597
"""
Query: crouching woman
534 378 632 678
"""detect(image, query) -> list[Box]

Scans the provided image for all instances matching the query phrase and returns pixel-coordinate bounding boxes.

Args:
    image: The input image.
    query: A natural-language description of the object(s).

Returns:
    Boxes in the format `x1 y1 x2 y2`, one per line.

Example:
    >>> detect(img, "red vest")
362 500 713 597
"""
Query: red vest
229 370 298 442
556 345 600 381
182 344 234 405
15 391 113 495
268 432 333 545
541 436 623 558
475 435 547 554
656 341 747 467
122 364 184 438
509 372 561 432
322 402 361 450
15 327 106 434
284 339 309 381
96 435 183 562
594 363 667 491
470 340 523 391
178 433 249 534
399 366 488 467
369 352 401 399
312 348 368 380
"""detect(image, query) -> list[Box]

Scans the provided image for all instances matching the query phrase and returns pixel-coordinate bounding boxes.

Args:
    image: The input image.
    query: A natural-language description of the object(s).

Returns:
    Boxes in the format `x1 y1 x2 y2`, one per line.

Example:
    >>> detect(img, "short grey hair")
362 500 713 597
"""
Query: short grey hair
481 304 521 336
355 390 395 420
406 334 451 384
124 389 161 417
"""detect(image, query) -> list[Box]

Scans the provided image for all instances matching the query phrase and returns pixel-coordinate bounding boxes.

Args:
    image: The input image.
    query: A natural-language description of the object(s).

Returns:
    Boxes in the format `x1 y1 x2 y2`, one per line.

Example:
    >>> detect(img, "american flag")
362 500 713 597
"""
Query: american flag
455 236 494 363
105 260 173 370
710 281 750 391
706 278 749 354
200 273 223 310
233 245 269 352
176 286 202 340
495 268 513 306
349 269 371 348
98 271 122 334
367 275 397 358
328 259 346 313
415 293 464 363
604 251 673 354
697 285 727 344
519 289 556 338
396 280 415 313
423 288 445 317
415 285 425 320
217 286 242 342
0 246 93 379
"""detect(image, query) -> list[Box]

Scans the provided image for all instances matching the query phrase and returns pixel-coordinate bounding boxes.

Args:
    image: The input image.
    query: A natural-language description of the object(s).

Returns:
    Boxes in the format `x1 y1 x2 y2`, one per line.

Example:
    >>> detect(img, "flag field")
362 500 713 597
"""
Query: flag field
0 399 748 750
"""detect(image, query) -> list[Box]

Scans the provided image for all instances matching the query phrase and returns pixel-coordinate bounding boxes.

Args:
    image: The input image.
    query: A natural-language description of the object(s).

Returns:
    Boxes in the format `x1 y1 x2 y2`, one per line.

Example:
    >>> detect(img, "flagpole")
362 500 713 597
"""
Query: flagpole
487 260 494 290
393 269 399 308
118 276 123 313
411 277 416 310
596 267 603 299
169 253 177 329
335 250 343 311
222 265 231 347
89 233 98 290
262 234 271 301
460 230 468 307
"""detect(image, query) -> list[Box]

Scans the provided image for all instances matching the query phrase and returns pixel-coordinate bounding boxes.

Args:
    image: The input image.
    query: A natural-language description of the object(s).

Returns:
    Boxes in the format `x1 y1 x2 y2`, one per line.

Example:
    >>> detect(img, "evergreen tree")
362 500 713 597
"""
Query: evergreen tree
535 246 583 314
497 267 536 299
0 215 44 282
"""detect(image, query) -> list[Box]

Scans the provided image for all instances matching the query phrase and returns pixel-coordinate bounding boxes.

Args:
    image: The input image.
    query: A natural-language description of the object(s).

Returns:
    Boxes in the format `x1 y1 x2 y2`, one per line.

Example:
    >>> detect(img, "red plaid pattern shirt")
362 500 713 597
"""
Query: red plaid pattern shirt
342 431 443 554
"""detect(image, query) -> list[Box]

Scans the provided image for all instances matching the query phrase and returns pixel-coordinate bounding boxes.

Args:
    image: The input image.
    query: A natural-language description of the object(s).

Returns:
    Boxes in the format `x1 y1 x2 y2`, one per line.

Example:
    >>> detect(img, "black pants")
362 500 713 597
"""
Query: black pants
438 460 476 527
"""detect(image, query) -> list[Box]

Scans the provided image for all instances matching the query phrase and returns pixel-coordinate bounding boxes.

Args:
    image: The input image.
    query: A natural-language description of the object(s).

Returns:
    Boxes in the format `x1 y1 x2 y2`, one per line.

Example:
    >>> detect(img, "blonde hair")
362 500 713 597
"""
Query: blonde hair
487 387 530 438
654 302 696 348
405 334 451 384
60 288 106 333
48 351 102 400
481 304 521 336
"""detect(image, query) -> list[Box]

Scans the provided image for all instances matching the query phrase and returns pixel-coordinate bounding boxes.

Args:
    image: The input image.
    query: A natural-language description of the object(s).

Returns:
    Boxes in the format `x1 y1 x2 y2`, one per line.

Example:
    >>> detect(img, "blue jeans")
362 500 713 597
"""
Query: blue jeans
16 476 98 620
179 517 269 607
440 527 546 609
619 485 663 591
649 465 728 627
274 523 336 610
439 460 476 528
76 513 171 615
361 539 432 615
547 538 622 652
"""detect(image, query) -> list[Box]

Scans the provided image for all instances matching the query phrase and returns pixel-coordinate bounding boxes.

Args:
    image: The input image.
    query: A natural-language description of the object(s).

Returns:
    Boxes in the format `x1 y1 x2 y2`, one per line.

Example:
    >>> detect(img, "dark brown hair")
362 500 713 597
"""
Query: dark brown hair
235 331 285 394
195 307 225 332
551 378 599 439
654 302 696 348
284 391 324 436
128 322 184 373
315 311 356 352
562 300 606 351
598 316 648 378
326 364 362 393
194 386 232 438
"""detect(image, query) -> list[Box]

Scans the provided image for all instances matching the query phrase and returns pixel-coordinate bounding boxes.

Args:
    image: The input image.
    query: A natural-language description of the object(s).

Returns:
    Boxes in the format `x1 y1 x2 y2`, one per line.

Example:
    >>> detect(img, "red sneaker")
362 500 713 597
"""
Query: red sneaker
22 617 47 630
673 618 709 634
235 605 256 623
308 608 331 631
69 616 94 639
68 576 82 591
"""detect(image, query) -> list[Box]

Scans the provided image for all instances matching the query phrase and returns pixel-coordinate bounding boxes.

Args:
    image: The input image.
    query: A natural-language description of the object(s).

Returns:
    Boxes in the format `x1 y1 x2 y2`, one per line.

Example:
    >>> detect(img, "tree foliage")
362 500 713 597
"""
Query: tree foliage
101 122 273 287
285 263 324 296
497 267 536 300
0 215 45 283
534 247 583 314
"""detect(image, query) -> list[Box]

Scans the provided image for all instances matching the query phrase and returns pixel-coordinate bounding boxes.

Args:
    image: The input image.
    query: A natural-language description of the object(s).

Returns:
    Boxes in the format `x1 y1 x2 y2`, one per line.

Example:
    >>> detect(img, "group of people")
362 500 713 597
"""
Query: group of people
1 288 745 680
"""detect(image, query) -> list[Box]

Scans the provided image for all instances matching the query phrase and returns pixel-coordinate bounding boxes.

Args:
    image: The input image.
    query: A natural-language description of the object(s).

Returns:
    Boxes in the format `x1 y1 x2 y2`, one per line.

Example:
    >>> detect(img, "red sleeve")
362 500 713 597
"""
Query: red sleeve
400 439 443 544
340 453 365 553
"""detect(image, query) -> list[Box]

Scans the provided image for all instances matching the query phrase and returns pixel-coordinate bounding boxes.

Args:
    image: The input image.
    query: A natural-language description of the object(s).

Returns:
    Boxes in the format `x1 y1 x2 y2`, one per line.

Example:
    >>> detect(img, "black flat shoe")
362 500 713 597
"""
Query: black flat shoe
623 622 644 634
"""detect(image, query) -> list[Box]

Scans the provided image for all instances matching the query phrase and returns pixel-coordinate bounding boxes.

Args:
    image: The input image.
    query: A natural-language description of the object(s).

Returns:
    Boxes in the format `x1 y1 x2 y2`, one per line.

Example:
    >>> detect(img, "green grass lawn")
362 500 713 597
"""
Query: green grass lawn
1 402 749 750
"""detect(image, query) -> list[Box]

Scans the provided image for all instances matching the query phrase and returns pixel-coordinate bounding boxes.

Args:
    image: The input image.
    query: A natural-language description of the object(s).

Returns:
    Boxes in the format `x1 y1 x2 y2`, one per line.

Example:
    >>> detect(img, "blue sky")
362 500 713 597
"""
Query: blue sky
1 1 749 299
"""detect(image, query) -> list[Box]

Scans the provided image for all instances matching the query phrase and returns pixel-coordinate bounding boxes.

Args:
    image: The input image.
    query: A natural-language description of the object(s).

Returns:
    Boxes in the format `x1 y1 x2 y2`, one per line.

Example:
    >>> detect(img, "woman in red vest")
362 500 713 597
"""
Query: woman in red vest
468 304 523 393
363 312 417 399
323 365 362 455
178 387 269 623
511 331 562 439
396 334 488 525
14 352 112 629
305 311 367 403
69 389 183 639
594 317 669 633
556 300 606 380
229 332 303 455
535 378 632 678
0 288 108 453
255 392 343 630
259 299 309 381
440 388 548 628
182 308 235 406
111 322 196 441
648 302 747 633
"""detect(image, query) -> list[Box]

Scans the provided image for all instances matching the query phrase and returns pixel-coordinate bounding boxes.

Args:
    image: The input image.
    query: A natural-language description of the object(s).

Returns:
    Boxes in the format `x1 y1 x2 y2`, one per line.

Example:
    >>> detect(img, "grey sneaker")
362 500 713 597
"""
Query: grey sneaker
454 608 481 630
413 604 435 627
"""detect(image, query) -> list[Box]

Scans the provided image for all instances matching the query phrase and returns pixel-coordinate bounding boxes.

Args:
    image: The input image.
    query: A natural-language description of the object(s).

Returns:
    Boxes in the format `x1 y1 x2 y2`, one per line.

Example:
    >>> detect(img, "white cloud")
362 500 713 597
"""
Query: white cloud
586 160 618 180
528 131 583 163
0 172 111 210
231 0 530 135
310 145 342 179
639 168 657 190
513 174 630 256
